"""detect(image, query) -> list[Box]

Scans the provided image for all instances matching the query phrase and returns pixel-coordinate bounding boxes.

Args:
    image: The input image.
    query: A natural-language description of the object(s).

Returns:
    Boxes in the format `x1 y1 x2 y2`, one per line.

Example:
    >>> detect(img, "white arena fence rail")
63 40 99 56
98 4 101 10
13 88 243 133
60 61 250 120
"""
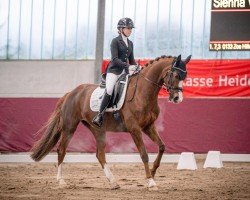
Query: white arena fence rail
0 153 249 163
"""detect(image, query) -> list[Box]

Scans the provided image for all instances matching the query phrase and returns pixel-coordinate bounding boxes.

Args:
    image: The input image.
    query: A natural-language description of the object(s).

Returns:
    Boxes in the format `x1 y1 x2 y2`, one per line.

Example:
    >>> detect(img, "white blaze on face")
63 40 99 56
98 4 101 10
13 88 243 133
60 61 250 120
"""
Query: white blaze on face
178 81 183 102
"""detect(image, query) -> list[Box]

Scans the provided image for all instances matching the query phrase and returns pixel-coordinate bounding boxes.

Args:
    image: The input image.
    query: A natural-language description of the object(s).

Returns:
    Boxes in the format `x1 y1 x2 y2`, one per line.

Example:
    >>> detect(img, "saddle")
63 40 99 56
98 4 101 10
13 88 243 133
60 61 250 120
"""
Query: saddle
90 74 129 112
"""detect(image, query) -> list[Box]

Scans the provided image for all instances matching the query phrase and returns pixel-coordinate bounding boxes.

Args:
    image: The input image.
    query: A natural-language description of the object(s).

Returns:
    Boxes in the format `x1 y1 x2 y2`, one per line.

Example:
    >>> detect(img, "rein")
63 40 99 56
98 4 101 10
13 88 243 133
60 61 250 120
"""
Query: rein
139 73 162 88
140 69 183 92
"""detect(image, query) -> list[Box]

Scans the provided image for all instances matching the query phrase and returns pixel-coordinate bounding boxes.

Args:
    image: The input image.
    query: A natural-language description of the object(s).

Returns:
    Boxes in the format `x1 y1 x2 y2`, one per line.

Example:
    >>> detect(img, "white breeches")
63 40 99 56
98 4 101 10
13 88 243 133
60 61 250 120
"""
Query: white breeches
106 70 126 95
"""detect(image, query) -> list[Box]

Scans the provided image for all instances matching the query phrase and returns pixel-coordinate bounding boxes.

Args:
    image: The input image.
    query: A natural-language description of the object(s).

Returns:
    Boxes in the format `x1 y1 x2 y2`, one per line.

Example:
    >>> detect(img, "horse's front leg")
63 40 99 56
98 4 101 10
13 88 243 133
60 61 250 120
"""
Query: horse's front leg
130 130 158 190
93 130 120 189
143 124 165 178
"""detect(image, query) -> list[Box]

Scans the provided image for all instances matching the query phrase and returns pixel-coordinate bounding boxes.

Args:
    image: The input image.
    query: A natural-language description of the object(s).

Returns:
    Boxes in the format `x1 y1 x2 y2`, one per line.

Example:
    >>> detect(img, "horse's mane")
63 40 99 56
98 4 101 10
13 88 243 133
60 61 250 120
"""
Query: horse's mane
143 55 174 68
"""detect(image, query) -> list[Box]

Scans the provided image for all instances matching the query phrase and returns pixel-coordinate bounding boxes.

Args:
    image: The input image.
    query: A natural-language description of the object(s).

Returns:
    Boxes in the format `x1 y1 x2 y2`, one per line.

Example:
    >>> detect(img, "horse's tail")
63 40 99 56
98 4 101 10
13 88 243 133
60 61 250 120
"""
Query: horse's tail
30 94 67 162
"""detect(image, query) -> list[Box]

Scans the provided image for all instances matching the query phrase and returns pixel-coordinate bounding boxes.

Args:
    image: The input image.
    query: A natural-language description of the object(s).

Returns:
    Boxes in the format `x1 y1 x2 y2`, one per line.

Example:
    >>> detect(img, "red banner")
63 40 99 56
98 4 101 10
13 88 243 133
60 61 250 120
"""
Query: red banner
102 59 250 97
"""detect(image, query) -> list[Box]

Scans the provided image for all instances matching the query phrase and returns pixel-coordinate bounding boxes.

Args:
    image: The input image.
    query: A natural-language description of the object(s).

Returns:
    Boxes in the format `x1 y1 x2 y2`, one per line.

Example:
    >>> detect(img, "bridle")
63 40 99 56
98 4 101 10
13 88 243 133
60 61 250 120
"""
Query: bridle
165 70 183 93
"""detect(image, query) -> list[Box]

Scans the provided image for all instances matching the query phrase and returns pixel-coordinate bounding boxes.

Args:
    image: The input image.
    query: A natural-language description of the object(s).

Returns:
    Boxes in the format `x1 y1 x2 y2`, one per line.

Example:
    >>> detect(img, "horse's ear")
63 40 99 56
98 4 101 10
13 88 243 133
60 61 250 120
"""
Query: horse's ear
184 55 192 64
174 54 181 66
177 54 181 61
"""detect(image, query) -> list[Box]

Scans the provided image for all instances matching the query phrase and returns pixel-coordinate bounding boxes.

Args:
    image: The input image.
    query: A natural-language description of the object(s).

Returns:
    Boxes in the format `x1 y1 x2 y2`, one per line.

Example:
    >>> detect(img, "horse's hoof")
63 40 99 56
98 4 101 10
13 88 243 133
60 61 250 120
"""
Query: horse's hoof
58 179 67 187
111 182 120 190
147 178 157 189
148 185 158 191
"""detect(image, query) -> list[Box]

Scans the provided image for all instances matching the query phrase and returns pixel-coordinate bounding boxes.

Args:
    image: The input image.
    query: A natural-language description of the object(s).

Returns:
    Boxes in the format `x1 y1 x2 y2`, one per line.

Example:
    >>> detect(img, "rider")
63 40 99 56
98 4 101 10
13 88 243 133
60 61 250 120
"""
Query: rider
92 17 137 127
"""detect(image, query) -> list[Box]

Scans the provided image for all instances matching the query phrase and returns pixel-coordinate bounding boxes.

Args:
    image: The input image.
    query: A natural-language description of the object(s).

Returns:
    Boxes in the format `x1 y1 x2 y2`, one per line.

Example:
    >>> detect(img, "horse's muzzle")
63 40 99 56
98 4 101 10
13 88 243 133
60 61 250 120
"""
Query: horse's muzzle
171 92 183 104
173 96 179 102
173 93 179 103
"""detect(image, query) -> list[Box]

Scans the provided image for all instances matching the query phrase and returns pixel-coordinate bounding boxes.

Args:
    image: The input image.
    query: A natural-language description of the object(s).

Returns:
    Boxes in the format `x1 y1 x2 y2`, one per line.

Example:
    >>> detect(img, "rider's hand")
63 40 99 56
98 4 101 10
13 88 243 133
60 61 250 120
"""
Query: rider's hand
128 65 141 75
129 65 138 71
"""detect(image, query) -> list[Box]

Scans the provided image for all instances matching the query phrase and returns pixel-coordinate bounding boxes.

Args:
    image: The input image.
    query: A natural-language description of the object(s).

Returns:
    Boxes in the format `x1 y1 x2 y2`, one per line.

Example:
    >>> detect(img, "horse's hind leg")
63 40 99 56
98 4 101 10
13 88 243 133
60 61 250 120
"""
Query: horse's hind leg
56 132 73 186
143 124 165 178
91 128 120 189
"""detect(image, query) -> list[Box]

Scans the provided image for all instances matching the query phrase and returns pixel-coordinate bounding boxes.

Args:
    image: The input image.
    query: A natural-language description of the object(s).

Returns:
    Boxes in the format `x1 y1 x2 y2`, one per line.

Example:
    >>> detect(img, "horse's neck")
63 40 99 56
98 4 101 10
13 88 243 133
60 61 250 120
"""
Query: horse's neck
138 60 171 100
143 59 171 87
144 62 165 84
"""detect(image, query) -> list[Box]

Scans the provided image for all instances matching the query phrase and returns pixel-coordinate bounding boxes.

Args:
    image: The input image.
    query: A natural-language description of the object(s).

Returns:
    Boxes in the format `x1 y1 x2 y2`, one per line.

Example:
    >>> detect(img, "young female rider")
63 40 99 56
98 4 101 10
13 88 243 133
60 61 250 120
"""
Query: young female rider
92 17 137 127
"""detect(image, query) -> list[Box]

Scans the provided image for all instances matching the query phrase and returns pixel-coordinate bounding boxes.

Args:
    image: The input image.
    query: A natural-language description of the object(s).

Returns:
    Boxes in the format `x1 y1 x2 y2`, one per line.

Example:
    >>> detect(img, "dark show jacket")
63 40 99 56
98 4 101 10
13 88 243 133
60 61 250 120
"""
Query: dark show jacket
107 34 136 75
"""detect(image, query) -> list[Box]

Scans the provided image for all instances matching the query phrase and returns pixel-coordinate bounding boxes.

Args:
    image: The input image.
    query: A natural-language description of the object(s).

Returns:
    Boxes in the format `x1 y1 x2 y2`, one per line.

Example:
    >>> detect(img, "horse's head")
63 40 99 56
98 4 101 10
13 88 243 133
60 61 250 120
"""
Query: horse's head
162 55 191 104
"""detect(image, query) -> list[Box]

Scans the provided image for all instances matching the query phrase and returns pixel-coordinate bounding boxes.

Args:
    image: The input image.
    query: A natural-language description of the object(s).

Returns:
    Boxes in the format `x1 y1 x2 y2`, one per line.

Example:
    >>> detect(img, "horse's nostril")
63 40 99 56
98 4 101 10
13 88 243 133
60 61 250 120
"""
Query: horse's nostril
174 96 179 102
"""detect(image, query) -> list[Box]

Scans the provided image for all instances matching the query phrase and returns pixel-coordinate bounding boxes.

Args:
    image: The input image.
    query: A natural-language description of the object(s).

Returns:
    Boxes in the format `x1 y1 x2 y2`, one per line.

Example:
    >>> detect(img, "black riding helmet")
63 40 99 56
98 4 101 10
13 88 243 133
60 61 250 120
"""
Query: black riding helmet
117 18 135 29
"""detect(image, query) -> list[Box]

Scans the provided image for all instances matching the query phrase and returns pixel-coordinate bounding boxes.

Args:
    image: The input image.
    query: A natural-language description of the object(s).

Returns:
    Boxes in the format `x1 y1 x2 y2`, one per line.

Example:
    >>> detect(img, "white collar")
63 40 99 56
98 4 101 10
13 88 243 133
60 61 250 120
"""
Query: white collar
121 34 128 46
121 33 128 40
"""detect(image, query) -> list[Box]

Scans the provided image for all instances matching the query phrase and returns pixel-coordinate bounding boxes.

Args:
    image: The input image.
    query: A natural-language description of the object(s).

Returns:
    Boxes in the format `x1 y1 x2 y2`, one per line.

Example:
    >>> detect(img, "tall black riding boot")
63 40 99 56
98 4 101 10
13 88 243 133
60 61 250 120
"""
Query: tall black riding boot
92 92 111 127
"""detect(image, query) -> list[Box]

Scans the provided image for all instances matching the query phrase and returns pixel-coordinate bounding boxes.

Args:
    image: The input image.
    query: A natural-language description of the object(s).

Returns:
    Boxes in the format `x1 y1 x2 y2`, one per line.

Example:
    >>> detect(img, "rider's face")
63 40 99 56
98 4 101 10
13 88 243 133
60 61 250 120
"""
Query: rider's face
123 27 132 37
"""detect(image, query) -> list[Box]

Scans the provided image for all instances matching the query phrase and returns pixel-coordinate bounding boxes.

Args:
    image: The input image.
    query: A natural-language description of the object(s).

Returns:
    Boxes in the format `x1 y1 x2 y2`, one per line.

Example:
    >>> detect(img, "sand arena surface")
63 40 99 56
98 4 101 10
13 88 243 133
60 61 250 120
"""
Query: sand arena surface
0 161 249 200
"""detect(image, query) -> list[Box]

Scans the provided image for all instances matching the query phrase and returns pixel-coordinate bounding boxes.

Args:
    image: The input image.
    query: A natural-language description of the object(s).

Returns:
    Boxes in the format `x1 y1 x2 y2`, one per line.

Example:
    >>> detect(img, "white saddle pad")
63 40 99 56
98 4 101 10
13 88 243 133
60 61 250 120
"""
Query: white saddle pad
90 75 129 112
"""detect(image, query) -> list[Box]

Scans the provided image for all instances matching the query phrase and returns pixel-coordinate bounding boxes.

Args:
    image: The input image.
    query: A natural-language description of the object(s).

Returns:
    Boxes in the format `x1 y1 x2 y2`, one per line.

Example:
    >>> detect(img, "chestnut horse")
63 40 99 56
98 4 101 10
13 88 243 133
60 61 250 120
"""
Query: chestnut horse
31 54 191 190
